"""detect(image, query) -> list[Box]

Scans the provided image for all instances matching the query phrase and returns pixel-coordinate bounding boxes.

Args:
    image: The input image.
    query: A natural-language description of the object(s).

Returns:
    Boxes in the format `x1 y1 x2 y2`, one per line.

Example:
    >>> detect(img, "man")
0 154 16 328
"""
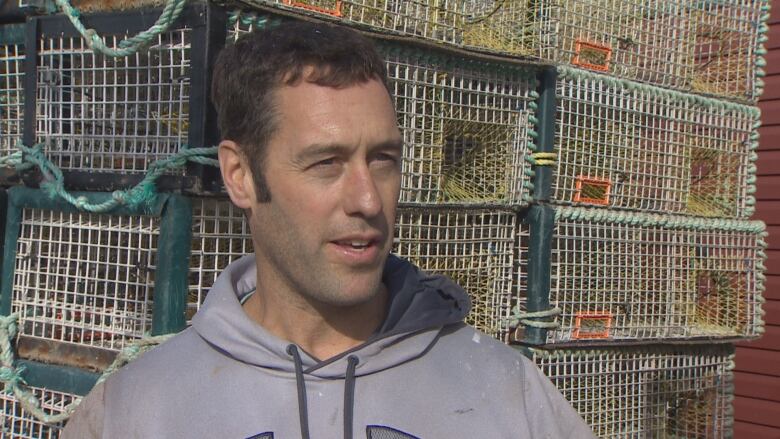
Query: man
63 20 594 438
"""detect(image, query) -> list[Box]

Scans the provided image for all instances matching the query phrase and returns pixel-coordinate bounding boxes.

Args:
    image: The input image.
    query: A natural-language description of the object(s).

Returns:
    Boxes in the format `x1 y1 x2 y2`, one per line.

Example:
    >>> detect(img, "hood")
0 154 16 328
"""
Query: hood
192 254 470 379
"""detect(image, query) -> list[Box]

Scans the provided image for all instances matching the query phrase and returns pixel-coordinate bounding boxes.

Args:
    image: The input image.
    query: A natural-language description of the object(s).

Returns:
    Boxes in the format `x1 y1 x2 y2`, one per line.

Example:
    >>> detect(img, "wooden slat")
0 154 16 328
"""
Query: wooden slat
766 25 780 50
764 250 780 275
734 372 780 401
763 300 780 326
739 325 780 350
753 202 780 224
765 227 780 249
758 151 780 176
735 347 780 376
734 421 780 439
761 100 780 126
766 49 780 75
734 397 780 428
761 276 780 301
758 126 780 151
756 176 780 200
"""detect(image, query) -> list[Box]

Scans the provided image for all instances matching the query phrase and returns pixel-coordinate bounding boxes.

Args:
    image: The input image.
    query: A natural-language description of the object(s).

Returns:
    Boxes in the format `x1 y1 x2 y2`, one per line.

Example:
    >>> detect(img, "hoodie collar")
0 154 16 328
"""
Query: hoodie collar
192 254 470 379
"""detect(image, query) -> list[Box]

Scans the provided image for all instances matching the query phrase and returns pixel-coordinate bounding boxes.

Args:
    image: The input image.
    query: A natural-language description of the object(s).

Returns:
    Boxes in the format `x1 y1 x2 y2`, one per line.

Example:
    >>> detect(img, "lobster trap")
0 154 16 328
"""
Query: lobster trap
384 45 539 205
235 0 464 44
690 0 769 102
519 205 767 345
22 5 226 192
188 198 252 322
551 67 758 218
393 207 523 339
1 385 76 438
0 187 191 372
525 345 735 439
1 24 25 159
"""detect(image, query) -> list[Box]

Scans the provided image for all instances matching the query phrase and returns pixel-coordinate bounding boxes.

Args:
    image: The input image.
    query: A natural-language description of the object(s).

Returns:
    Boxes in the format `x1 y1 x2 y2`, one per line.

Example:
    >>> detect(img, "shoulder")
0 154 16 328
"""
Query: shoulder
434 323 532 369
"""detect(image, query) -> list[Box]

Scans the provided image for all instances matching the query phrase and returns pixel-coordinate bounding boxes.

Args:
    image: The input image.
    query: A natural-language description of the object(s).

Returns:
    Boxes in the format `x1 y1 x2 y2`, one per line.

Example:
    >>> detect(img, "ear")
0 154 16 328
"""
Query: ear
218 140 256 210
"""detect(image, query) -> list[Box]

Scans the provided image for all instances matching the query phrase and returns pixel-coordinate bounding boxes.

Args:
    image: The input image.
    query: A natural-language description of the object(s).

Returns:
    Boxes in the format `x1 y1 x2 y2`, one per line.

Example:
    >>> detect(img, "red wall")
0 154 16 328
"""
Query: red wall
735 3 780 437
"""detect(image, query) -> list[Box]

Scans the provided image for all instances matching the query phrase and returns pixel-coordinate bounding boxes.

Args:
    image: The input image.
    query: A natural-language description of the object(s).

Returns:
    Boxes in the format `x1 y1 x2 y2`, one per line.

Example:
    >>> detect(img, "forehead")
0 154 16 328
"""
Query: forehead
269 79 400 151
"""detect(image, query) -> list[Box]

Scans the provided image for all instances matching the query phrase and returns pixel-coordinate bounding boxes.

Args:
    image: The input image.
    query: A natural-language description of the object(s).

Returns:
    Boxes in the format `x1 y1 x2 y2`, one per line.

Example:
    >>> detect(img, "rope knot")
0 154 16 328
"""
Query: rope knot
504 305 562 330
0 365 25 387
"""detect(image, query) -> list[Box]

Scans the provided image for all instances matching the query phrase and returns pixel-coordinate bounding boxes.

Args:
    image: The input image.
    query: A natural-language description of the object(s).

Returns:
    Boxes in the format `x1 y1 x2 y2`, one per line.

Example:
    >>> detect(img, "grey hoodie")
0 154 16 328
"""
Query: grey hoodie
62 254 594 439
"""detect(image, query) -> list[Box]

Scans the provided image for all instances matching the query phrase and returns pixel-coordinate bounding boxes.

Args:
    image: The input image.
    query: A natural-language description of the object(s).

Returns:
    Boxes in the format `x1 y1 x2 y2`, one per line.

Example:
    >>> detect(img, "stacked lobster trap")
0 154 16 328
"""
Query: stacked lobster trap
0 0 771 438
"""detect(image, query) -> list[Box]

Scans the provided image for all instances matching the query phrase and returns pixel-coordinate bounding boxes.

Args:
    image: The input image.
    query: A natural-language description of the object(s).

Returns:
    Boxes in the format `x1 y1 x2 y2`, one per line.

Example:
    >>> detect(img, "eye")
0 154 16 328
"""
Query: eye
311 157 338 168
373 152 399 164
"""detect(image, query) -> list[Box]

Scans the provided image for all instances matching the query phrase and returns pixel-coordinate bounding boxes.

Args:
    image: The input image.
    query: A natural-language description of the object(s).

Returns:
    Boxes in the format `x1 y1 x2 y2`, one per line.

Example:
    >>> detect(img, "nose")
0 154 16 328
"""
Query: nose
342 163 382 218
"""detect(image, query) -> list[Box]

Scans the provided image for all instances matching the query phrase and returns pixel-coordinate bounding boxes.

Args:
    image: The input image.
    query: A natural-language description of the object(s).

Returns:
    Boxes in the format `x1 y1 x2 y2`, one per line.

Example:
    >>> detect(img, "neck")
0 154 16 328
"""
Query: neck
242 274 388 361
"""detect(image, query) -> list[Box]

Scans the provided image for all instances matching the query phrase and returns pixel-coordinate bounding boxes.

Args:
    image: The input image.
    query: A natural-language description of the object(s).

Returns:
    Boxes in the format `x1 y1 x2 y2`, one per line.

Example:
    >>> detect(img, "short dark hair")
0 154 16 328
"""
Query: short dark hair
211 20 390 202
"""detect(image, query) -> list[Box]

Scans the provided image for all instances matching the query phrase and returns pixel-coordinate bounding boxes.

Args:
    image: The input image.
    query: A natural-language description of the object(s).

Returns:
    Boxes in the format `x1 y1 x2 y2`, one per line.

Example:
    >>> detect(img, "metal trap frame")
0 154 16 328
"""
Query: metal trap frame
524 344 735 439
1 24 25 161
549 67 758 218
383 44 539 205
233 0 464 45
189 198 525 340
0 361 96 438
188 198 252 322
0 187 191 372
517 205 767 346
228 11 542 207
690 0 769 102
20 4 226 192
393 206 523 340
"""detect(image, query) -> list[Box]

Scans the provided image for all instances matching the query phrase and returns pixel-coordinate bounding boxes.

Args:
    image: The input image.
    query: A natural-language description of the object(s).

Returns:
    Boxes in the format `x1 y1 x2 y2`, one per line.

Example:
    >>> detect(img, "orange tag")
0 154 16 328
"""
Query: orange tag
573 312 613 339
283 0 343 17
572 40 612 72
574 176 611 205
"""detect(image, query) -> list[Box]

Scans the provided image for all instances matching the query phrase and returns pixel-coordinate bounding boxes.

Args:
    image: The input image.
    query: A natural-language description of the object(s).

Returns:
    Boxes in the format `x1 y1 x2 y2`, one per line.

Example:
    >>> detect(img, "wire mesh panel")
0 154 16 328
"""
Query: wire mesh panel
26 6 224 190
189 198 252 321
538 206 766 344
691 0 768 102
527 345 734 439
228 13 540 206
0 385 78 438
12 208 160 352
550 0 694 89
0 188 191 371
394 208 520 339
235 0 464 44
553 67 758 218
0 24 25 158
385 47 538 205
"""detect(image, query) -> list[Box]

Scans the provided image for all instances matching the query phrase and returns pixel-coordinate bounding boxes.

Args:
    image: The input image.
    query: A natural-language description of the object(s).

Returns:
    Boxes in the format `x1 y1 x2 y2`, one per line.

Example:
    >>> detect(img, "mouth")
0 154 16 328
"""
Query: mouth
328 234 385 265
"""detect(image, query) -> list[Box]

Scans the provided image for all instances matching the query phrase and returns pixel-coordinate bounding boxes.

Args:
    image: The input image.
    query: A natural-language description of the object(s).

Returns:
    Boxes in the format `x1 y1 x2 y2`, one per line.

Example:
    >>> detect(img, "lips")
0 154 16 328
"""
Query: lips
329 234 384 265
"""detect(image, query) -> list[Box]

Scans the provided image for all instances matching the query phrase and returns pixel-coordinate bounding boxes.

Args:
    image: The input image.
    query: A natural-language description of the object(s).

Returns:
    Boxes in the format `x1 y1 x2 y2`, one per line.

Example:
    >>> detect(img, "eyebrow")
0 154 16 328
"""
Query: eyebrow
293 139 404 164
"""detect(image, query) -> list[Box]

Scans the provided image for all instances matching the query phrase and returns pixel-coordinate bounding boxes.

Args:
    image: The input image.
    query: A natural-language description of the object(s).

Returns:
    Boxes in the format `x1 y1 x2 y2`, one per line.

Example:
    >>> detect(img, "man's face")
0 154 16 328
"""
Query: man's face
247 78 402 307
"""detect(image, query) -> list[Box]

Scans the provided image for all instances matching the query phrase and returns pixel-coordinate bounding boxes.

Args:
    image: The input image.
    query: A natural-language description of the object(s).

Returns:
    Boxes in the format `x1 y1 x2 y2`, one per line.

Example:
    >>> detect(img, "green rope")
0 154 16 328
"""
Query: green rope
0 313 173 425
557 66 761 116
7 142 218 213
555 205 766 234
505 305 561 329
55 0 187 58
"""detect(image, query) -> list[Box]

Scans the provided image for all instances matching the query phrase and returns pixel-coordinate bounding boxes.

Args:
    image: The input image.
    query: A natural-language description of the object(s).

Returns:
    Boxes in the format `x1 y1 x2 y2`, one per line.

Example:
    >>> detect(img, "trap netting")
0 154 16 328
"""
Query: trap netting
527 345 734 439
690 0 769 102
11 208 159 354
1 24 25 158
539 206 766 344
188 198 253 322
0 385 78 438
228 12 540 206
553 67 758 218
235 0 464 44
33 13 192 174
393 208 522 339
384 46 538 205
